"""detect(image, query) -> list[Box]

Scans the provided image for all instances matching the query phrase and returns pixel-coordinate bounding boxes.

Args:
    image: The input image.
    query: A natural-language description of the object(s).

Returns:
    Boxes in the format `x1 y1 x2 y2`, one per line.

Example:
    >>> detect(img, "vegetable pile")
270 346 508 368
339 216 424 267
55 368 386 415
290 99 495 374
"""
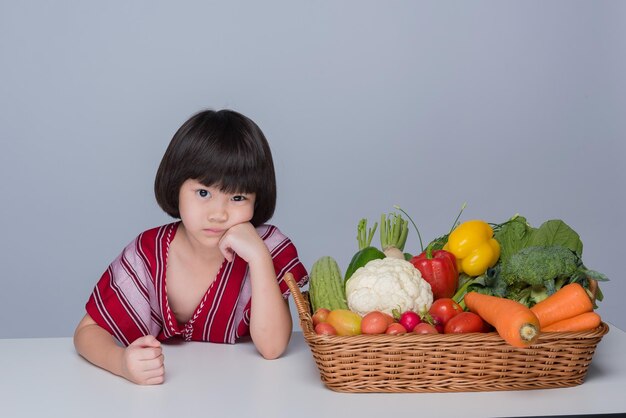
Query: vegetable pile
308 207 608 347
452 215 607 310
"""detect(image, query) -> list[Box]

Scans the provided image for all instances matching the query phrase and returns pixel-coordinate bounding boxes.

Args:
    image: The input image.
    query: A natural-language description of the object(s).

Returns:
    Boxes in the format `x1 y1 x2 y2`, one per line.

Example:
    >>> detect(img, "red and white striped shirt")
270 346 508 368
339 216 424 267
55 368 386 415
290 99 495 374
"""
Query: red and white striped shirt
86 222 308 345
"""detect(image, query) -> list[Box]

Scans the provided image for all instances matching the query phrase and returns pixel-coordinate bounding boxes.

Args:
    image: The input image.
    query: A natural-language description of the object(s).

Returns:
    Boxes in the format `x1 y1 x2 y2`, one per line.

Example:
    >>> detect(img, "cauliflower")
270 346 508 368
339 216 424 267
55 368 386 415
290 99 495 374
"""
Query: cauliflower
345 257 433 316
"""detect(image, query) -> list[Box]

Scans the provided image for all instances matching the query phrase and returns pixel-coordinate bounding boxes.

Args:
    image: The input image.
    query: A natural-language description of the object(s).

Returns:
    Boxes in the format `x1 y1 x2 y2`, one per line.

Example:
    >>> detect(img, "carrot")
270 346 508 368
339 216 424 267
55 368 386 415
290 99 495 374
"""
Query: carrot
464 292 540 348
530 283 593 329
542 312 601 332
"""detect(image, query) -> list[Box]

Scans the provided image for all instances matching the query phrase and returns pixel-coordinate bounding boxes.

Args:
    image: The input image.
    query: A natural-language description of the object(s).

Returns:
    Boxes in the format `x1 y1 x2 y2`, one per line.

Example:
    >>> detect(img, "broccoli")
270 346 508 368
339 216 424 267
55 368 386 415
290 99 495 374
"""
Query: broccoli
505 282 532 306
498 245 582 305
500 246 580 288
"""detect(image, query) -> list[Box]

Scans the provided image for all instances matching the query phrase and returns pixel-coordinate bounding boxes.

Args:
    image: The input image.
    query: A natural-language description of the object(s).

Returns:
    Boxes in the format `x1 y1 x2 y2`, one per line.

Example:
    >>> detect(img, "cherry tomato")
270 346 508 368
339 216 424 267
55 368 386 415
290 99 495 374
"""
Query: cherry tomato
382 312 396 326
385 323 408 335
312 308 331 327
413 323 439 334
429 314 445 333
428 298 464 327
311 308 330 327
444 311 485 334
315 322 337 335
361 311 389 334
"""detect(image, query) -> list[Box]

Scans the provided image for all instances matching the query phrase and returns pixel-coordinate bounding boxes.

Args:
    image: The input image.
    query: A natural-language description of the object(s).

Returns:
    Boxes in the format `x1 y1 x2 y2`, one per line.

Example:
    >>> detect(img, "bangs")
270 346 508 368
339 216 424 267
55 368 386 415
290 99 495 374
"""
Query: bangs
192 117 271 194
195 150 267 195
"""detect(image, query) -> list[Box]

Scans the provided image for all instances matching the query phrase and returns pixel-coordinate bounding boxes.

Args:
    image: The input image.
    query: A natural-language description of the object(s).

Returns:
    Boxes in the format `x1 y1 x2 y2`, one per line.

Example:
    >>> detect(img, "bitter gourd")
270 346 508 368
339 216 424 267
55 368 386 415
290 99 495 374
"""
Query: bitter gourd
309 256 349 312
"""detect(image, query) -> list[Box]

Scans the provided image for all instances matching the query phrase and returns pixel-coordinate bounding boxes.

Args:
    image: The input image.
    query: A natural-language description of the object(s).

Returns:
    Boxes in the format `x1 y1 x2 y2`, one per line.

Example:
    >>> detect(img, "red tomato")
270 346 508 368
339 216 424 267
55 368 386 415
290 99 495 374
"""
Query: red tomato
444 312 485 334
428 298 464 327
312 308 331 327
413 323 439 334
385 323 408 335
482 322 495 333
315 322 337 335
361 311 390 334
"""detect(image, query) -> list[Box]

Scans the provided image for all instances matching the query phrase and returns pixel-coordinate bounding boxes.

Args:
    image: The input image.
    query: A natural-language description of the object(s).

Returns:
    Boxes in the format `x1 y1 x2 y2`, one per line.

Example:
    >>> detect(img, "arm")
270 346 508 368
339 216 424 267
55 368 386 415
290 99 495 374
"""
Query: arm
74 314 166 384
219 223 293 359
247 253 293 359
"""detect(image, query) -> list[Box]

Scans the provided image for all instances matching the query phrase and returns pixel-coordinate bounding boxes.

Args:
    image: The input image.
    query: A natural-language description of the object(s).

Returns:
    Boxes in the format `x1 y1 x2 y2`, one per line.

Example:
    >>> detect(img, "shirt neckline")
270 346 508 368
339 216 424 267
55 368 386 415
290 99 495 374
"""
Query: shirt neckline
161 221 228 336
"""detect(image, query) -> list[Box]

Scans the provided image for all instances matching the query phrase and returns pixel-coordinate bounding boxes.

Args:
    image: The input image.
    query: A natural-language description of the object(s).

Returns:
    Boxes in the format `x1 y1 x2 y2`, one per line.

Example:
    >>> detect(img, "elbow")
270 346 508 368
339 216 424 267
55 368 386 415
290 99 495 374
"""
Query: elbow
261 352 281 360
73 322 84 351
253 332 291 360
258 345 286 360
73 314 97 353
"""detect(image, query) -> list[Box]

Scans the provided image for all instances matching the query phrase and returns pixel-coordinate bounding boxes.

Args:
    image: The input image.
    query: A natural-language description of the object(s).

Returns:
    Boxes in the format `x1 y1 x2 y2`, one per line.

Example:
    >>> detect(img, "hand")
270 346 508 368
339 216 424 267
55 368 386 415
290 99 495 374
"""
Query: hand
121 335 165 385
218 222 270 264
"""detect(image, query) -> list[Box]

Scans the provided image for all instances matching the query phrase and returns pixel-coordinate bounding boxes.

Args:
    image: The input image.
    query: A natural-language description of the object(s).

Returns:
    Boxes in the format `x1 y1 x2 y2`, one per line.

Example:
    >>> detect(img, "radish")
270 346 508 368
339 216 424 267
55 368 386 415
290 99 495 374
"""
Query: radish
398 311 421 332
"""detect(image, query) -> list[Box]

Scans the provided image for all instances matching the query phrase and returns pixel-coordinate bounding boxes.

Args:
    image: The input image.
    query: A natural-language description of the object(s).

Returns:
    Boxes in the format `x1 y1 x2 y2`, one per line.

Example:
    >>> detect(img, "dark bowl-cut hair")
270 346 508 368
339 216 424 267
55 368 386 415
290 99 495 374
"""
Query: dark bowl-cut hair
154 109 276 226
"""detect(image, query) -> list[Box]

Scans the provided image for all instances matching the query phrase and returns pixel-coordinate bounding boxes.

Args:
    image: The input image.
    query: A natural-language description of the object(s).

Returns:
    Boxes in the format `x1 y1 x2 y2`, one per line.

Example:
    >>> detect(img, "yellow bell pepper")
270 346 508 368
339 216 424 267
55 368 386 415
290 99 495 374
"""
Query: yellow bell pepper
444 220 500 276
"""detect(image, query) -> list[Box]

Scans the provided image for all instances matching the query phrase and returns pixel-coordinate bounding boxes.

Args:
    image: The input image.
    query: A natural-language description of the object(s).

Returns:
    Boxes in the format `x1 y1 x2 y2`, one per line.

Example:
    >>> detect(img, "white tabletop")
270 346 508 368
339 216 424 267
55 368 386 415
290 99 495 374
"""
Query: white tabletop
1 326 625 418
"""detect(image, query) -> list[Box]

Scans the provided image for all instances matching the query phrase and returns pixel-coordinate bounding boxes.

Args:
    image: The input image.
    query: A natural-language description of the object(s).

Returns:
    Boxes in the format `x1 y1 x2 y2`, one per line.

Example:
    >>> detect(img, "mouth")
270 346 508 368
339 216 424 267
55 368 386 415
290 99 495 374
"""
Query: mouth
202 228 224 235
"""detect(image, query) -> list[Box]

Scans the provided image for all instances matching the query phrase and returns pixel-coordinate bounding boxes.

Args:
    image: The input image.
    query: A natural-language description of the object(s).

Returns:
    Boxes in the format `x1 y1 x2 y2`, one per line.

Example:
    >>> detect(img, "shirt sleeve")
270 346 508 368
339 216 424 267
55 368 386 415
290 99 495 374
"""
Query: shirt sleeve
274 240 309 299
85 236 162 346
262 226 309 299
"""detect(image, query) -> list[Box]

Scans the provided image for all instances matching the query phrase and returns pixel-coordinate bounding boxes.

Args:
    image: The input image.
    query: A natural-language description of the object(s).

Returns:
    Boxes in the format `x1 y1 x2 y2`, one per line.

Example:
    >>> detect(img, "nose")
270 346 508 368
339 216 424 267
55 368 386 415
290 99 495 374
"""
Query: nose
207 202 228 223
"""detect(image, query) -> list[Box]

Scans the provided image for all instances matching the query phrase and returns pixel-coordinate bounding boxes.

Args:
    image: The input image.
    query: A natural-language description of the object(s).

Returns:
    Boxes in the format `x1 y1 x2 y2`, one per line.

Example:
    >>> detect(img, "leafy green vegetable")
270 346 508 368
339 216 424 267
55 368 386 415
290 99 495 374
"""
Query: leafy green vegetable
452 269 507 309
527 219 583 257
493 215 535 265
494 215 583 265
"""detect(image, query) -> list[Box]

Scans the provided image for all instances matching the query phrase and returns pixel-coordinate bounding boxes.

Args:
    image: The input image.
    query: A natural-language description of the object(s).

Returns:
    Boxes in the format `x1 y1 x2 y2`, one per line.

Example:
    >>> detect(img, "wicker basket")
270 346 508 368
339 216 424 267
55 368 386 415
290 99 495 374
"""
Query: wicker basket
285 273 609 393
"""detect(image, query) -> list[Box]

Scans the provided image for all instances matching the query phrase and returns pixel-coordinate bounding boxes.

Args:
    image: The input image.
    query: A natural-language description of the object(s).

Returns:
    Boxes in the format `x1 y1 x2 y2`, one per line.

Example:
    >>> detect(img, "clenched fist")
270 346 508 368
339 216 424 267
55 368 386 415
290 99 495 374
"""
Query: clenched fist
121 335 165 385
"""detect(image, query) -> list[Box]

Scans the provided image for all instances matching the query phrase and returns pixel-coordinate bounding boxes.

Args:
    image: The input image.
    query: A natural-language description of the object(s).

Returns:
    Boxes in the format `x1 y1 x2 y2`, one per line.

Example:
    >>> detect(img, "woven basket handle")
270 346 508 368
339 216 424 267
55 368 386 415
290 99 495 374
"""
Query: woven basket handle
284 272 312 322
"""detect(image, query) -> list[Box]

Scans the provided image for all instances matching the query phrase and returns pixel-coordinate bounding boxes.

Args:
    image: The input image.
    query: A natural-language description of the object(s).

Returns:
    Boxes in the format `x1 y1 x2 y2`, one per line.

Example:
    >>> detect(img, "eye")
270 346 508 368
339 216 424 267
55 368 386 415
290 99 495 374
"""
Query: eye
197 189 210 198
231 195 247 202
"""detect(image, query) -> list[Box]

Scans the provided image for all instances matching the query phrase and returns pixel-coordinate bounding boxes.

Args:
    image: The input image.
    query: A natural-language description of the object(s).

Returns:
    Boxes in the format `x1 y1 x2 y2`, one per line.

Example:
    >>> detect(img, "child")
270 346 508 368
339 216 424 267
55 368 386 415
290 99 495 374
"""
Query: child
74 109 309 385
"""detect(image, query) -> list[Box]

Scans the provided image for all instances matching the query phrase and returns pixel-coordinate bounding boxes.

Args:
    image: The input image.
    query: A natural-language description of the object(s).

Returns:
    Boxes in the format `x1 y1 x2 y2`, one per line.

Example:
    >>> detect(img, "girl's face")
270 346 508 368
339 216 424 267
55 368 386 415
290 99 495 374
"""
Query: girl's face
178 179 256 248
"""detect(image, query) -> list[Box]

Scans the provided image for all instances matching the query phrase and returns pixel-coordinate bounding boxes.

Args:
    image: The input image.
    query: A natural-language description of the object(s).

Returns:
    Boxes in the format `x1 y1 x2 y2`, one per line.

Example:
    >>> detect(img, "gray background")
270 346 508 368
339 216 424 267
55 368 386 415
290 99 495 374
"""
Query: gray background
1 1 624 338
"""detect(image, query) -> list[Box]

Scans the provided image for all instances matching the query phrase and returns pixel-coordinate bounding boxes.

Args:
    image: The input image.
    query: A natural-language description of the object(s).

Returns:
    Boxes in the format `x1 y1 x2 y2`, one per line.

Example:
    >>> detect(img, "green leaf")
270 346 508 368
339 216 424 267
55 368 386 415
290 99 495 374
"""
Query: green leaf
585 269 609 282
494 216 536 265
529 219 583 257
427 234 448 252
